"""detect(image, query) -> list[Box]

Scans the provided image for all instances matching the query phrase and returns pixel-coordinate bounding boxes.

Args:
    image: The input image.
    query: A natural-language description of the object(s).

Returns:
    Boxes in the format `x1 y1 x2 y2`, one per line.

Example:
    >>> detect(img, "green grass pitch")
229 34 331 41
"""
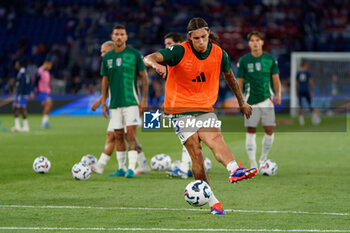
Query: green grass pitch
0 114 349 233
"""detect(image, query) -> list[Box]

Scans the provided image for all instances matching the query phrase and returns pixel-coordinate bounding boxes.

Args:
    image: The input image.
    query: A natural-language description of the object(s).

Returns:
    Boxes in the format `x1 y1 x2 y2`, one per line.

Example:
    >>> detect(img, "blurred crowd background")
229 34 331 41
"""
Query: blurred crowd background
0 0 349 107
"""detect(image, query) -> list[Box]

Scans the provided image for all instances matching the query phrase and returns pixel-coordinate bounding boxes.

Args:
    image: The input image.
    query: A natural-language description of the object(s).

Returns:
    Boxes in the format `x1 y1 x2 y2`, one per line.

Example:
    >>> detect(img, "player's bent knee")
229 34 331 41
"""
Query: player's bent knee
264 127 274 135
247 127 256 134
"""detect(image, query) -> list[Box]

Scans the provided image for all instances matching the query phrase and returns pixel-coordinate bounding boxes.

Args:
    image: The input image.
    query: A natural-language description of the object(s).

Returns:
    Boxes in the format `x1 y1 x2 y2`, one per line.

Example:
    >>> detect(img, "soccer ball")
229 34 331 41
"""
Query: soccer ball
72 162 91 180
204 157 212 172
259 159 278 176
184 180 212 207
81 154 97 168
33 156 51 174
150 154 171 170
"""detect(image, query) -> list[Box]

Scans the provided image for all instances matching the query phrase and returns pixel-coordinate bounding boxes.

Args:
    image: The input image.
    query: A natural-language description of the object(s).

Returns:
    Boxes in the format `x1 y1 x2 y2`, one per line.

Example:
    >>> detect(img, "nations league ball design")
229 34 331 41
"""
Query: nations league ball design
72 162 91 180
150 154 172 171
259 159 278 176
33 156 51 174
184 180 212 207
81 154 97 167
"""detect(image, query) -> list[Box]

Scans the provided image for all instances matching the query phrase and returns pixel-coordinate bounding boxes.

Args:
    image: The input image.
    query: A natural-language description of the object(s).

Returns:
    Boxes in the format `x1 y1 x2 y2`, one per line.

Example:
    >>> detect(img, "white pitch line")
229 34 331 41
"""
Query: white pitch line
0 205 349 216
0 227 350 232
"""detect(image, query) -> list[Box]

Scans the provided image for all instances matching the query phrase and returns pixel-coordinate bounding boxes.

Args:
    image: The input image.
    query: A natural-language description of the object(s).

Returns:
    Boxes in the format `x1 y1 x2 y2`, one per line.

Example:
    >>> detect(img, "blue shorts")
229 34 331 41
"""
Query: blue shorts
13 95 28 108
298 90 311 107
36 92 51 104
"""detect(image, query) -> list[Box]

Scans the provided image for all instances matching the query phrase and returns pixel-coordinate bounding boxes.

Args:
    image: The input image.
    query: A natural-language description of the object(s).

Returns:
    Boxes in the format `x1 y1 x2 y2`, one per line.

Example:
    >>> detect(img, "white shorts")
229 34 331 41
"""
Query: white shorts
107 106 141 131
172 112 221 144
244 97 276 128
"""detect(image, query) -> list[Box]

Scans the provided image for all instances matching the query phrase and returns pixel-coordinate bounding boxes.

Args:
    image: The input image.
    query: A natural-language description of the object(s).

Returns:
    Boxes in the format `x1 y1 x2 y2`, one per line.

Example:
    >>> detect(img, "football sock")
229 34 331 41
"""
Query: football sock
208 191 219 207
311 112 321 125
181 146 191 164
14 117 20 129
116 151 127 170
246 133 257 168
137 151 147 167
128 150 138 171
226 160 239 174
299 115 305 125
23 119 29 128
42 115 49 125
180 146 191 172
260 133 274 164
179 161 189 173
97 152 110 169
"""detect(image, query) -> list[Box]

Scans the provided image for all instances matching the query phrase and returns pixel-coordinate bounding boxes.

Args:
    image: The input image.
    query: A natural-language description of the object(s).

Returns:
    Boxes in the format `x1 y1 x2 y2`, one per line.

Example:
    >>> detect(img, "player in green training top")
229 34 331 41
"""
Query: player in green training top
236 31 281 170
100 24 149 178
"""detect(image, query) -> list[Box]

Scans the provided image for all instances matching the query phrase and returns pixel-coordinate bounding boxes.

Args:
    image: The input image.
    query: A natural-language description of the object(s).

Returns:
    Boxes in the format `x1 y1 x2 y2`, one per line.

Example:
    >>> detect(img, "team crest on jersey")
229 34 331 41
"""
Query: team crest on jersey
116 58 122 67
107 59 113 68
255 62 262 71
247 63 254 72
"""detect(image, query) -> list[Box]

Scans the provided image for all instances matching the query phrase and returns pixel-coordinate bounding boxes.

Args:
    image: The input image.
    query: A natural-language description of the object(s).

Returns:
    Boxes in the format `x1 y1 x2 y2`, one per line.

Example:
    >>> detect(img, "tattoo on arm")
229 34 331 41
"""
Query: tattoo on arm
223 70 244 106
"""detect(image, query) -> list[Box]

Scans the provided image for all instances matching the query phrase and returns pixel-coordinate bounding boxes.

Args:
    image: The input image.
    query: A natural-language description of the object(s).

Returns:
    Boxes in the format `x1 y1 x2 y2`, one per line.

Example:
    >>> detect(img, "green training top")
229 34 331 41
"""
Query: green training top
157 42 231 72
100 46 145 108
236 52 280 105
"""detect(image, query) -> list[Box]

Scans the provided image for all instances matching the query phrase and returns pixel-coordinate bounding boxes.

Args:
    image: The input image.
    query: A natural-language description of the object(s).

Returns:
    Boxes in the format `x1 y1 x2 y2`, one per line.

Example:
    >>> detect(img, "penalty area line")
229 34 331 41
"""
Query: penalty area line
0 204 349 216
0 227 350 232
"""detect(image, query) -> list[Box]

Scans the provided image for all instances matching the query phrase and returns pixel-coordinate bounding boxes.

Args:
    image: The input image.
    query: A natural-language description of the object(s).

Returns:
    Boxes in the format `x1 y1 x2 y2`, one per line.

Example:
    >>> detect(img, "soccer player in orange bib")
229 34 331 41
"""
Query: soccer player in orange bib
144 17 257 215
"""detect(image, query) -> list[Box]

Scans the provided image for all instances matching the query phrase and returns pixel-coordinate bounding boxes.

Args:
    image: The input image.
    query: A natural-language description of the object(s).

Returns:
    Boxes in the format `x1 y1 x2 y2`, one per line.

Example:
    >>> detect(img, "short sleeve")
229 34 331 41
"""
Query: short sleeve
271 57 280 75
136 50 146 72
221 49 231 73
100 57 108 76
157 45 185 66
236 57 245 79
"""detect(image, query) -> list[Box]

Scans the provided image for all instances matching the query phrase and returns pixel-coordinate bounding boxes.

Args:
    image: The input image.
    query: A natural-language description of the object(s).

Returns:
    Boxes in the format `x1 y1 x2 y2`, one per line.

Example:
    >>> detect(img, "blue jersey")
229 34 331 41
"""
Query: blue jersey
15 68 32 95
296 70 311 92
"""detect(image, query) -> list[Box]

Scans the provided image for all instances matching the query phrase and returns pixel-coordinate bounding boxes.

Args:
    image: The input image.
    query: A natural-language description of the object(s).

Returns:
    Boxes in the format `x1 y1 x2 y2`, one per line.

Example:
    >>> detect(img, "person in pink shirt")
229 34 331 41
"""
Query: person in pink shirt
34 57 53 128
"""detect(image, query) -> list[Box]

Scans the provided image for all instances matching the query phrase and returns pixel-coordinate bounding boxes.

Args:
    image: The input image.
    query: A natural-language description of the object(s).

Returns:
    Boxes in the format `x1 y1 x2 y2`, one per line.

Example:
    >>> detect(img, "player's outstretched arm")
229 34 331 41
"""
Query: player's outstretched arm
143 53 167 78
272 74 281 105
223 70 252 119
91 96 102 111
101 76 109 119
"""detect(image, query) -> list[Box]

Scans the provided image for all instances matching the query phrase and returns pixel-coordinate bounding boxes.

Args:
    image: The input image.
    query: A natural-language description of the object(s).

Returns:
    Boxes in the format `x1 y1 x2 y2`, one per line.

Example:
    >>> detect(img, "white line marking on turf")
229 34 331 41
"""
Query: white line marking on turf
0 205 349 216
0 227 350 232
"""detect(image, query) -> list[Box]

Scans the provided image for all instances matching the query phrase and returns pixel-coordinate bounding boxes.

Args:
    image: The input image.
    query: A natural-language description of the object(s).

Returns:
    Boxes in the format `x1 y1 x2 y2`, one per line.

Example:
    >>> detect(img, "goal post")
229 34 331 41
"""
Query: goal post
290 52 350 116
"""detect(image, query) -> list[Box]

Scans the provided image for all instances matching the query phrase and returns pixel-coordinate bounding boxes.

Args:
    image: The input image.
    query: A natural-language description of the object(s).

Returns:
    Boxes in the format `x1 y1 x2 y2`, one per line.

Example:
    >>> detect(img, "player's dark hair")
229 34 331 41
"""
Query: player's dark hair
113 24 126 32
164 32 182 43
301 60 308 67
247 31 264 41
186 17 219 44
44 54 53 62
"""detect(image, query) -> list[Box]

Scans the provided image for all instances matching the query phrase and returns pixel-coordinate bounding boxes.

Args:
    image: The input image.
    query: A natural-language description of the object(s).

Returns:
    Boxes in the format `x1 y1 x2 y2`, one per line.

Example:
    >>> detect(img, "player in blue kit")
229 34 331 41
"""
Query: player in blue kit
296 61 320 125
12 58 32 132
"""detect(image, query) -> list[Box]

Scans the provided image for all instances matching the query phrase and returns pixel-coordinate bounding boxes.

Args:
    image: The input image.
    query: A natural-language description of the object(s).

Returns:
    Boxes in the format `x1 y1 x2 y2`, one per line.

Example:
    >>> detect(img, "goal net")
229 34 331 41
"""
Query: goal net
290 52 350 116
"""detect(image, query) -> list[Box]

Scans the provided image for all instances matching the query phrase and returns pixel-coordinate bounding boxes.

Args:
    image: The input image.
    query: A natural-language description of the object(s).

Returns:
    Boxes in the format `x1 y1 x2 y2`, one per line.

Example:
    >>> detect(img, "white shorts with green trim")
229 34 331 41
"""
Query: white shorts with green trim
244 97 276 128
107 106 140 131
171 112 221 144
